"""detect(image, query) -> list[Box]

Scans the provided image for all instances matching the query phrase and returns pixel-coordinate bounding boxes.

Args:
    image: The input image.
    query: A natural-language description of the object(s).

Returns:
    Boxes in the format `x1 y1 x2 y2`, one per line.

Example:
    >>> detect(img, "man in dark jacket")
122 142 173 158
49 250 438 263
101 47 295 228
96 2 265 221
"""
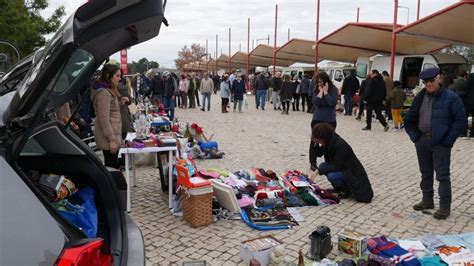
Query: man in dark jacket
341 72 360 116
271 72 283 111
188 73 197 108
404 67 466 220
363 69 389 131
309 123 374 203
149 72 164 105
255 73 269 110
162 71 178 121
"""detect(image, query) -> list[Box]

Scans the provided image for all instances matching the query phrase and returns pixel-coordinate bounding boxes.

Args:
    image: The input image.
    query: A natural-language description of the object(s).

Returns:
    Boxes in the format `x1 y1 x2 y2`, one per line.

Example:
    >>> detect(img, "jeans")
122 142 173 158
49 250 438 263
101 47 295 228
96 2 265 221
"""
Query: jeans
201 92 211 111
319 162 348 191
366 102 388 129
344 94 354 115
163 96 175 121
310 120 337 168
272 90 281 109
257 90 267 109
415 136 452 209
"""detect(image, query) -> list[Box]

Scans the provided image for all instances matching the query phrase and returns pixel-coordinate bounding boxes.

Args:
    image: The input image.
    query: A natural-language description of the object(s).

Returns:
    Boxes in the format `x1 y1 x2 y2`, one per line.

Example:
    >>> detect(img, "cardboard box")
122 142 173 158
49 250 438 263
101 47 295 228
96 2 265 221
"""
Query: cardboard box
239 235 283 265
338 230 368 257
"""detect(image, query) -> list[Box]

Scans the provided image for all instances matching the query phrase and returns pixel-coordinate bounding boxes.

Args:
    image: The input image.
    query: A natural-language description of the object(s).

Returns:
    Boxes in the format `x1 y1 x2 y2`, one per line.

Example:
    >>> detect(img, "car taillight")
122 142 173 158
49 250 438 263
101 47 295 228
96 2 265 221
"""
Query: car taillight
56 239 112 266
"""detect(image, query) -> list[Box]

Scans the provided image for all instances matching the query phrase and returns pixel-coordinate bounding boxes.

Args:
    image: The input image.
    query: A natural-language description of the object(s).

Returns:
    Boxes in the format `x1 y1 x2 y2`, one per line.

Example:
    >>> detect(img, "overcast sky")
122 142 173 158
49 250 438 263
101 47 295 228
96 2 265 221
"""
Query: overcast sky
43 0 457 68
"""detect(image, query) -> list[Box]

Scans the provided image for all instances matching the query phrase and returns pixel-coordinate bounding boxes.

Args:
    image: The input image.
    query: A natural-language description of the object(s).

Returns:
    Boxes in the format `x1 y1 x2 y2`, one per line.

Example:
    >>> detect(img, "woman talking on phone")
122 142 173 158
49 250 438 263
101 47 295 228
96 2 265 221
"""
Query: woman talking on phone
309 71 338 172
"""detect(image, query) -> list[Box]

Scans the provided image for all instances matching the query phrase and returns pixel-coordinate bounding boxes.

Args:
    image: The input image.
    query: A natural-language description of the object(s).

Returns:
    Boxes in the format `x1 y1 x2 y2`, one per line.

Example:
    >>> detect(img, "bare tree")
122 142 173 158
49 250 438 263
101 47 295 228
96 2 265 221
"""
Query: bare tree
174 43 206 70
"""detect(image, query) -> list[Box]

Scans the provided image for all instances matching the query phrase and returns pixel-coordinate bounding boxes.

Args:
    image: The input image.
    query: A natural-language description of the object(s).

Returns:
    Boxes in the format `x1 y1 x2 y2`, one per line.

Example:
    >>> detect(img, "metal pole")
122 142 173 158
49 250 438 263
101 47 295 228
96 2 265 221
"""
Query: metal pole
206 39 208 73
228 27 231 73
273 4 278 76
357 7 360 22
288 28 290 41
247 18 250 91
417 0 420 20
239 43 241 52
390 0 399 78
252 40 255 50
314 0 320 75
267 34 270 45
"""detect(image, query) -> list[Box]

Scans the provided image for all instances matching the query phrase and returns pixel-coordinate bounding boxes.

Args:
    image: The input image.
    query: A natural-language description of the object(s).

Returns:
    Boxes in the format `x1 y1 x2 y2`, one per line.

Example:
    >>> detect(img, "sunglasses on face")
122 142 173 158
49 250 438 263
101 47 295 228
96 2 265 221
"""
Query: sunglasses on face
422 78 436 85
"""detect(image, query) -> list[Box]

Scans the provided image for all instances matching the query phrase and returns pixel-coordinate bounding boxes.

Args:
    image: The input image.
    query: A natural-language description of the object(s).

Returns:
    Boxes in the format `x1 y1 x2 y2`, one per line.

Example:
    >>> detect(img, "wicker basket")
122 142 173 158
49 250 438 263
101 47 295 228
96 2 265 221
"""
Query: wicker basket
182 186 213 228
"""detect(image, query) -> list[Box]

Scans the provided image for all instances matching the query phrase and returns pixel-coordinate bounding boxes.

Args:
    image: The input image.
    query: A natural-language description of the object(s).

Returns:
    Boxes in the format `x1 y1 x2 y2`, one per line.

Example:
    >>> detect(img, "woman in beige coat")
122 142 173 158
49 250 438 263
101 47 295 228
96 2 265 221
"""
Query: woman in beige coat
91 64 123 168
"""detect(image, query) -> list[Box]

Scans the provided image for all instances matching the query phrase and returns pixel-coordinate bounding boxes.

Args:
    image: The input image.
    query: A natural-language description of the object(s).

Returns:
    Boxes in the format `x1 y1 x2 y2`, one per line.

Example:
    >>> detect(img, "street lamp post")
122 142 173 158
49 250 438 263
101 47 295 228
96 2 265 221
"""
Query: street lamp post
397 5 410 25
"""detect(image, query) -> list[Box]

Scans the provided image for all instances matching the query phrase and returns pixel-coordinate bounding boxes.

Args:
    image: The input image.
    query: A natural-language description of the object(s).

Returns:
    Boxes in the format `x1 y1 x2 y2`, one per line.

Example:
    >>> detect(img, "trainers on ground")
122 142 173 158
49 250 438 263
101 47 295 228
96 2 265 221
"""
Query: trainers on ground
413 200 434 211
384 125 390 132
433 208 450 219
362 127 371 131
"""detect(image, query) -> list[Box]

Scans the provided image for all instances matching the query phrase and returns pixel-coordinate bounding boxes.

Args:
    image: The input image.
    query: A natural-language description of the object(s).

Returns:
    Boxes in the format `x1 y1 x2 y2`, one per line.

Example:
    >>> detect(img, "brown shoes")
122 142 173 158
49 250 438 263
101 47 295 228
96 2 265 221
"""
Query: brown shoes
433 208 450 220
413 200 434 211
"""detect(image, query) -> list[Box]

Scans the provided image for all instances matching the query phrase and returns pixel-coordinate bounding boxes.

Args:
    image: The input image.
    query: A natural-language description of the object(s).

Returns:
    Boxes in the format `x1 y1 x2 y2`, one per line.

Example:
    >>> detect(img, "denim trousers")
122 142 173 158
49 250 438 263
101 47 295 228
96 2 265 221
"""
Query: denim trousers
344 94 354 115
201 92 211 111
319 162 347 191
257 90 267 109
163 96 175 121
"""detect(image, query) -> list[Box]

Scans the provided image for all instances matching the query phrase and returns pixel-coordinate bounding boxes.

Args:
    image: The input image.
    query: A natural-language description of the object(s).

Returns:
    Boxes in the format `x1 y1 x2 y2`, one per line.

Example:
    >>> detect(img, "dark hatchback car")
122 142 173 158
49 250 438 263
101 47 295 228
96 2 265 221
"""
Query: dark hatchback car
0 0 166 265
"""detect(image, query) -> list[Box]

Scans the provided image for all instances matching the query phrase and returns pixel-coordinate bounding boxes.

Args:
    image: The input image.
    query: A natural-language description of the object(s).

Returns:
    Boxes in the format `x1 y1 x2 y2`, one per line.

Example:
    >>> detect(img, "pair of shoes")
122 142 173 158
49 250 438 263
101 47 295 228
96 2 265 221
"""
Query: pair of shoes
433 208 450 219
355 117 361 121
362 127 371 131
384 125 390 132
200 108 205 112
274 107 277 110
338 190 351 199
277 107 282 110
262 107 265 110
413 200 434 211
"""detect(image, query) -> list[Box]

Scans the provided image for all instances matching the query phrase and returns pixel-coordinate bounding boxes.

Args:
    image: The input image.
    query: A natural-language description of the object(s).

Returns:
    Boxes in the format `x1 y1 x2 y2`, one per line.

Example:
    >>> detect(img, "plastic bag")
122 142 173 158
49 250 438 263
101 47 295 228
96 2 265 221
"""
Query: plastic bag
53 187 98 238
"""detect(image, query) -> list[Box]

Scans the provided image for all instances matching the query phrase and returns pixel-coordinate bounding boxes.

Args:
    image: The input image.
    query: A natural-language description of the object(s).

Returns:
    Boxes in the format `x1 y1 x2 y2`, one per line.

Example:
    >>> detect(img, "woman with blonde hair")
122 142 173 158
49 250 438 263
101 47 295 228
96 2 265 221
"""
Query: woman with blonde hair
91 64 123 168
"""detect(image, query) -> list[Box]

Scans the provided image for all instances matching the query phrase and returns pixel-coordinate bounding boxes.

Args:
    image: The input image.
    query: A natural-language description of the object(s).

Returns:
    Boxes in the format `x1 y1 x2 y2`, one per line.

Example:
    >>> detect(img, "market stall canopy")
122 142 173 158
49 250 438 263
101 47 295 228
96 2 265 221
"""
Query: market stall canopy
318 22 449 61
396 0 474 47
249 44 297 67
216 54 232 68
230 52 261 67
275 39 319 64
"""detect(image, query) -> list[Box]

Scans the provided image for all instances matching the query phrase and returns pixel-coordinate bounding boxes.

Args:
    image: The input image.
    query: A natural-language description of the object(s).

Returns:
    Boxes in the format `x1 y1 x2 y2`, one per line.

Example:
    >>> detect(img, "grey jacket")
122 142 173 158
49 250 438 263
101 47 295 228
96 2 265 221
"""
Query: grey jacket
220 81 231 98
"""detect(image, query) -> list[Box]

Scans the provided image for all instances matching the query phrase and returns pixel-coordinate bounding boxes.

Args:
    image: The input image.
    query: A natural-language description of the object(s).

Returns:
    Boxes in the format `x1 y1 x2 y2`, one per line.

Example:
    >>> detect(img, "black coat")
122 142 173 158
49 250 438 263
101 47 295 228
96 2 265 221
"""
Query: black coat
341 75 360 96
364 74 386 104
255 75 269 91
313 133 374 203
280 81 295 101
150 76 164 95
231 79 245 101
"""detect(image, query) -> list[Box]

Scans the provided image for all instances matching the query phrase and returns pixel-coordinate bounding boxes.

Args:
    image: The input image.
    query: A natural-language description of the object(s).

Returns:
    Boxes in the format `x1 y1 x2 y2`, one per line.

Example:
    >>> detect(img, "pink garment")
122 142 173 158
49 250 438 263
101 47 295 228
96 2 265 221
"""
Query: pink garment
179 79 189 93
238 195 254 208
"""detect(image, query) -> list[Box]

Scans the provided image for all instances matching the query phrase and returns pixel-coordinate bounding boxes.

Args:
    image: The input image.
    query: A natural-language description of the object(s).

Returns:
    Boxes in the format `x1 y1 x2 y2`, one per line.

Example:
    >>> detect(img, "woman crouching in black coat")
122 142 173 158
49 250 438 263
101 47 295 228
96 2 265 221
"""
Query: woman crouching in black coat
309 123 374 203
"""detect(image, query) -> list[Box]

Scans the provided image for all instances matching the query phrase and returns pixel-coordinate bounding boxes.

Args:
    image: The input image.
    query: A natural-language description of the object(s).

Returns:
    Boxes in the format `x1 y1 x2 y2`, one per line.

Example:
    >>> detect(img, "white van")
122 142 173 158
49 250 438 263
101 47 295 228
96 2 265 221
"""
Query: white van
282 66 355 91
356 54 470 89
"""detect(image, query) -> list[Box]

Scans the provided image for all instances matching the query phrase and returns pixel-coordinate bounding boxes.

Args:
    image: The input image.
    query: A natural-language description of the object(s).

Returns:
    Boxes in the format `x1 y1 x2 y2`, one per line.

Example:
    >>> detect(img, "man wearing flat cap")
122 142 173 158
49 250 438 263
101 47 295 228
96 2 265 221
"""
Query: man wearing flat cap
404 67 466 219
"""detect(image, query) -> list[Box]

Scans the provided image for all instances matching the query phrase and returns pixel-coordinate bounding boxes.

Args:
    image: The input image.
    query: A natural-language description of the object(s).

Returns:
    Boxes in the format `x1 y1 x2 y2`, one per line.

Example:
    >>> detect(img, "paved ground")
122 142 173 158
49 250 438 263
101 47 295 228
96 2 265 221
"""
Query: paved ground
128 94 474 265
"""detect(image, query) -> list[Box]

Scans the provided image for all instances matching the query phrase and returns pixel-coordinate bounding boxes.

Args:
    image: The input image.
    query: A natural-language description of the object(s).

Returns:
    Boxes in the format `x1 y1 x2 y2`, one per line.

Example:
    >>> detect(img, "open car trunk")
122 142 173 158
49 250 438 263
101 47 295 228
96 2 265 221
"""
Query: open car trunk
13 121 138 265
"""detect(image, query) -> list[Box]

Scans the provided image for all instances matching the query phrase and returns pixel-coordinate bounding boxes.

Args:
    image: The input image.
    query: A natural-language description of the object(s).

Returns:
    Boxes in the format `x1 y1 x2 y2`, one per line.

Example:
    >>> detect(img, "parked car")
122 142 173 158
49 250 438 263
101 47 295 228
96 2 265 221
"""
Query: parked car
0 0 166 265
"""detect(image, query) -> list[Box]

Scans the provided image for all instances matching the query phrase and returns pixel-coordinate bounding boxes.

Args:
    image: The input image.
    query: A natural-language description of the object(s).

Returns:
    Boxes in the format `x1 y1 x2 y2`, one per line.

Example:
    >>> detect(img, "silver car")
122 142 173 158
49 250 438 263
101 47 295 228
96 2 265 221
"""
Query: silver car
0 0 166 265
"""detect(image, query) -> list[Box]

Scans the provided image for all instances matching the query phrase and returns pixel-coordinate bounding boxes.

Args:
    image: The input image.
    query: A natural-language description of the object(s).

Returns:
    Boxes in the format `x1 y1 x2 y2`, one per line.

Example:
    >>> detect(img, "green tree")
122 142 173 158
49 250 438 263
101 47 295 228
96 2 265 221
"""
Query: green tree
0 0 65 57
127 57 159 74
174 44 206 70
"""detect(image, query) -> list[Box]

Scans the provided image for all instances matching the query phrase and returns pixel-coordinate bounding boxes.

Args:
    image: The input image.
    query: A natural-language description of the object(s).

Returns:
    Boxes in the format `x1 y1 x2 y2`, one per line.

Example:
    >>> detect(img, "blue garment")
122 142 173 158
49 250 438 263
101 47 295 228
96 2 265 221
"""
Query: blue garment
201 92 211 110
344 94 354 115
163 96 175 121
312 85 338 122
319 162 347 190
257 90 267 109
405 87 466 147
